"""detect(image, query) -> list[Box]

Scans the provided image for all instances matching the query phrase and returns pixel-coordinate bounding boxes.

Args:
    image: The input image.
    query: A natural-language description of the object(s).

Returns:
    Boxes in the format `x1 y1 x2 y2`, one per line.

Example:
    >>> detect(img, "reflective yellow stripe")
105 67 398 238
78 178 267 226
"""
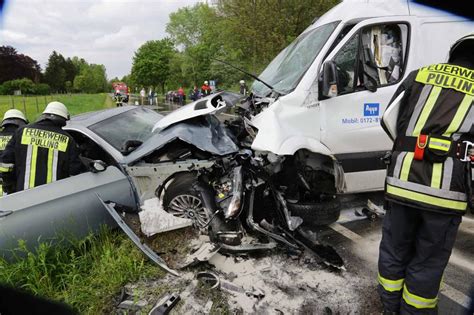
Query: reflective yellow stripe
413 86 442 136
443 94 473 136
46 149 54 183
378 273 404 292
428 138 451 152
400 152 414 181
403 284 437 309
29 146 38 189
431 163 443 189
0 167 12 172
387 184 467 211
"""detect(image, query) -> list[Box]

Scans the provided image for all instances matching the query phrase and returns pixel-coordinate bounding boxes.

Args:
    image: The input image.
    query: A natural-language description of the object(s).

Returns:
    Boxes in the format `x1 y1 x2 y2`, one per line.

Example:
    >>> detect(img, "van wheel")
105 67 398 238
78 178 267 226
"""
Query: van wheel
162 173 212 229
286 198 341 227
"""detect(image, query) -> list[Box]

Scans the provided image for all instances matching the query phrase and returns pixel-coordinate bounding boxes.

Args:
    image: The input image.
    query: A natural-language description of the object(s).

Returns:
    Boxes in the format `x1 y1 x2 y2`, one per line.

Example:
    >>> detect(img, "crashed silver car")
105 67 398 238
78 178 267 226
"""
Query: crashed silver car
0 93 240 268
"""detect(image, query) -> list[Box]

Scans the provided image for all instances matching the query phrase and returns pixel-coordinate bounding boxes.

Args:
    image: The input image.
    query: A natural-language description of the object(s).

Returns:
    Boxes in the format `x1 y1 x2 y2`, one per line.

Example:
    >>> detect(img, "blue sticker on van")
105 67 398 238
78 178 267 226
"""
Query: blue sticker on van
364 103 379 116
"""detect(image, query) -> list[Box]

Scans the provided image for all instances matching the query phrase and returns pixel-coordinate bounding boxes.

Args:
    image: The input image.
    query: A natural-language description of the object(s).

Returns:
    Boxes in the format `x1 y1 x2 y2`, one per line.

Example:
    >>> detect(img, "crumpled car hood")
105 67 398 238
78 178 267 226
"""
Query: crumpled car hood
123 115 239 164
152 91 243 131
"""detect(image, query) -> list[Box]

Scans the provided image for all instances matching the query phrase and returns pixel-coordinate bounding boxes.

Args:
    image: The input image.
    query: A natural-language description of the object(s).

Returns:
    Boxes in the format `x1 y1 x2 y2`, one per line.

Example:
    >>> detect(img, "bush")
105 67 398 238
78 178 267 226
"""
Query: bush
34 83 51 95
0 79 51 95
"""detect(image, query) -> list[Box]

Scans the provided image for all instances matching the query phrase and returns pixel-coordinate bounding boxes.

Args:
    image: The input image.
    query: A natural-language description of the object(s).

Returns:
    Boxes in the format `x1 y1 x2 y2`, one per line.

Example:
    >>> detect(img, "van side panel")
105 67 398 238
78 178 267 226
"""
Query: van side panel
414 20 474 68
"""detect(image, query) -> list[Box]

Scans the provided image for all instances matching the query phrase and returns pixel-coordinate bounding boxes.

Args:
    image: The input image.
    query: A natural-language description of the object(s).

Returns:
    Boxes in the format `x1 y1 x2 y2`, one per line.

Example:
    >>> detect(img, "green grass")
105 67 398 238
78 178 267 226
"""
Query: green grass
0 227 162 314
0 94 114 122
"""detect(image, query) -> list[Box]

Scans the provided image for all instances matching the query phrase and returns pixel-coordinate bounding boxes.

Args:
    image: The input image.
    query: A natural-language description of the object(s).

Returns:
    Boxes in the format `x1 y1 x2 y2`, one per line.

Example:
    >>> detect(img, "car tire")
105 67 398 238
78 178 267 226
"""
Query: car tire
286 198 341 227
162 173 213 229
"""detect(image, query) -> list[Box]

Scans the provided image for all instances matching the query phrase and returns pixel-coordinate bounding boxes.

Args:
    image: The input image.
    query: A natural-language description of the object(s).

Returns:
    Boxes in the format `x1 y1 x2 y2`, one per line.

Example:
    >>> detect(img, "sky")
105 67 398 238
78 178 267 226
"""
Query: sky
0 0 199 79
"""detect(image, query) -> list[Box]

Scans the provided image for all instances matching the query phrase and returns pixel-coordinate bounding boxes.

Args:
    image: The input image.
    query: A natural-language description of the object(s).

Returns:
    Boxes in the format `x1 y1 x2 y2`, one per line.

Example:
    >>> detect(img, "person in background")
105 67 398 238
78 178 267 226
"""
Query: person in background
148 87 154 105
140 88 146 105
0 102 84 193
201 80 211 96
178 86 185 106
0 109 27 195
239 80 248 96
189 85 200 101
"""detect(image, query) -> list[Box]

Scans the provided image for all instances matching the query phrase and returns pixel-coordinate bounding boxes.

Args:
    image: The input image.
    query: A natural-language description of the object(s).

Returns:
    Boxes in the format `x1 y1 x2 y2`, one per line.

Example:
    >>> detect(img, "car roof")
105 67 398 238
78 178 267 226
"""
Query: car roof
67 105 136 128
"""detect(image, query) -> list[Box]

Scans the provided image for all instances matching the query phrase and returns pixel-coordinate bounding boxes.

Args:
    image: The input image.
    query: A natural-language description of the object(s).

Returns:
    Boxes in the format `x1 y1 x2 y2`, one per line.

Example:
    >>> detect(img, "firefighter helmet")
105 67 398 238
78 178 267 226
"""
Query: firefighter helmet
448 33 474 63
2 109 27 127
43 101 70 120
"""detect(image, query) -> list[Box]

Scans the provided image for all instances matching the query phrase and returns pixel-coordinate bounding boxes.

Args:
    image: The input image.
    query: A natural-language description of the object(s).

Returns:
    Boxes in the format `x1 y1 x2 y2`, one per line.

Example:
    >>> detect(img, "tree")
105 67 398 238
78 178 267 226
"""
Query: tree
44 51 67 92
166 3 221 87
73 63 108 93
0 46 42 84
216 0 340 74
131 38 175 93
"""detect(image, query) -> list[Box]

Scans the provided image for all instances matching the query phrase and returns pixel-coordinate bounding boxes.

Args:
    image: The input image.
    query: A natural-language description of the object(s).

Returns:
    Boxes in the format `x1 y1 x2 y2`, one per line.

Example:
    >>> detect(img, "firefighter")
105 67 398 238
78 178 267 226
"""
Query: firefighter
0 101 84 193
201 80 211 96
0 109 28 195
378 34 474 314
239 80 248 96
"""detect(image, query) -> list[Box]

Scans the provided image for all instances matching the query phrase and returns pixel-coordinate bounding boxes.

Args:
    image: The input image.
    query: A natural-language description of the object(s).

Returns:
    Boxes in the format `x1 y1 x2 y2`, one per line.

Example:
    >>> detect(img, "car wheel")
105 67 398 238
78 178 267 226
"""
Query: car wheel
162 173 213 229
286 198 341 227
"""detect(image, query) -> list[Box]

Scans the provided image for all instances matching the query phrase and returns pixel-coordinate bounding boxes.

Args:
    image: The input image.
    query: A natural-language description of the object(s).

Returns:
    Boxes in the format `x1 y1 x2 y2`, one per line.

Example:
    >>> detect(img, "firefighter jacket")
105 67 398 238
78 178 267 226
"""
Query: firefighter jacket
0 125 18 195
0 119 84 193
383 63 473 215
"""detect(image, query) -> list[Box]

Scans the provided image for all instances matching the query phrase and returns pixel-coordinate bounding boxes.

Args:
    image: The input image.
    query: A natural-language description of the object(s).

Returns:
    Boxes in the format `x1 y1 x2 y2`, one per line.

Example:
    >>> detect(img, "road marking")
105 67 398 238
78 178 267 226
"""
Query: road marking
449 250 474 274
329 223 363 241
328 222 471 310
459 217 474 236
440 283 471 309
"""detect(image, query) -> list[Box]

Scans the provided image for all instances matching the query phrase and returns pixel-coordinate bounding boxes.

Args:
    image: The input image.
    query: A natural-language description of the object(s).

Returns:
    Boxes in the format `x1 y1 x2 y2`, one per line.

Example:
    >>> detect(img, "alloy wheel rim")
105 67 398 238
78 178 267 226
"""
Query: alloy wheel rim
168 194 209 228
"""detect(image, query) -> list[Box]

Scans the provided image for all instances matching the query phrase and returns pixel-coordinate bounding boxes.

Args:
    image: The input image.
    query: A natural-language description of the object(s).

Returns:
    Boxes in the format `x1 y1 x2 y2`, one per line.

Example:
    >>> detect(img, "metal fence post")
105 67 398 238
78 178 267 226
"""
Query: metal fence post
22 96 27 117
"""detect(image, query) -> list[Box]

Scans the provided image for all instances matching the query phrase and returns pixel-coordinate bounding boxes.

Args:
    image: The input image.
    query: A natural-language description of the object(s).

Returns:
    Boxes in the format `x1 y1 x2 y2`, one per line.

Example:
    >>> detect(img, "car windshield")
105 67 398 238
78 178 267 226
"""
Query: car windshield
252 21 339 96
89 107 161 152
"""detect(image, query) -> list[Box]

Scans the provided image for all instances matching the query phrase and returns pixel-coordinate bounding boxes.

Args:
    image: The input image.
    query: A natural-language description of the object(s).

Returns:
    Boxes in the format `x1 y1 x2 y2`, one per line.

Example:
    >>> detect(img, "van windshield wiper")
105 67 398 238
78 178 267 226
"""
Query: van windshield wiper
213 58 285 96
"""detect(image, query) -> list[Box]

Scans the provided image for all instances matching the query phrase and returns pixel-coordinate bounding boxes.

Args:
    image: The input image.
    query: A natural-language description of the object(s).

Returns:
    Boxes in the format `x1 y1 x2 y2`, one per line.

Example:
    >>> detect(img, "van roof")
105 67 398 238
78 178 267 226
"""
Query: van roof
308 0 464 32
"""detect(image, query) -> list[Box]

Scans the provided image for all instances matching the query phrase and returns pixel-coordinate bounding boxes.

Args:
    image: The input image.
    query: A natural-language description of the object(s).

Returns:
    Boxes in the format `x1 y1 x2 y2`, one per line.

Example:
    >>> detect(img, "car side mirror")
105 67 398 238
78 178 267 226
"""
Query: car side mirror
321 60 339 98
90 160 107 173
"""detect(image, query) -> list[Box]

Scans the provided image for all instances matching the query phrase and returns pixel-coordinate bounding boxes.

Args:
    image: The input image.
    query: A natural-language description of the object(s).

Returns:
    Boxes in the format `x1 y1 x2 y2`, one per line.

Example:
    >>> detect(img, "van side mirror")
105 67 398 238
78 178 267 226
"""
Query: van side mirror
321 61 339 98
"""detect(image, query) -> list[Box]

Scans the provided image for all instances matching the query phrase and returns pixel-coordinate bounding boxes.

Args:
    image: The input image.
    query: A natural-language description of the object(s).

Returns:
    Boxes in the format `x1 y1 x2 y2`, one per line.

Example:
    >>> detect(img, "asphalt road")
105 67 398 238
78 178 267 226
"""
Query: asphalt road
319 192 473 314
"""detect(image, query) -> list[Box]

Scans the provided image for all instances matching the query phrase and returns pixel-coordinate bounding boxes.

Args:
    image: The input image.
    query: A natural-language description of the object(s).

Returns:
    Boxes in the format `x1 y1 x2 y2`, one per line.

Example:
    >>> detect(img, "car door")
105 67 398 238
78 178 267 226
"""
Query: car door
0 166 136 260
319 17 415 193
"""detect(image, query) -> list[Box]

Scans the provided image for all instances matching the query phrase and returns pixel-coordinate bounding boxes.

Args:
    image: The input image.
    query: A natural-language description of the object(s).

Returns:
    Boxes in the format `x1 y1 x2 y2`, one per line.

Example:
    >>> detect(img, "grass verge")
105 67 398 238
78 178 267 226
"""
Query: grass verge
0 227 162 314
0 93 114 122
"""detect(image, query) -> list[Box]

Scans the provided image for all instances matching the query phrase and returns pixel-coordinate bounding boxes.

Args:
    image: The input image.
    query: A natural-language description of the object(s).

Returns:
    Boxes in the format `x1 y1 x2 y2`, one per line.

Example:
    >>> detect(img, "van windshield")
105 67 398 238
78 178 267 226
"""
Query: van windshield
252 21 339 96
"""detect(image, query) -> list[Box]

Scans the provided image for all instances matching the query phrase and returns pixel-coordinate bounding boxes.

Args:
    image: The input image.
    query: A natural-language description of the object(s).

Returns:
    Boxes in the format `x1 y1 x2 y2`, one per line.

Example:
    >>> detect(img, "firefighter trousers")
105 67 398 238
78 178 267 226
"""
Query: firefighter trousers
377 202 461 314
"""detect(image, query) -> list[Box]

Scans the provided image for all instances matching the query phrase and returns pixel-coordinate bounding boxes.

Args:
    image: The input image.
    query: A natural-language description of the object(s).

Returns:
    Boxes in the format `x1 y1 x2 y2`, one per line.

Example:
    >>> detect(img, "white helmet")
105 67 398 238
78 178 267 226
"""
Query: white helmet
2 109 27 127
43 101 70 120
448 33 474 63
239 80 245 84
204 81 209 85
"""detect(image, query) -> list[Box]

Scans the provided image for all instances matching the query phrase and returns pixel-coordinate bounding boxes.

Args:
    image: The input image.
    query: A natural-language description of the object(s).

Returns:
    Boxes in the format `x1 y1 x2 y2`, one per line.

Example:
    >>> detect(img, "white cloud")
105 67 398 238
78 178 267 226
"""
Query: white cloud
0 0 200 79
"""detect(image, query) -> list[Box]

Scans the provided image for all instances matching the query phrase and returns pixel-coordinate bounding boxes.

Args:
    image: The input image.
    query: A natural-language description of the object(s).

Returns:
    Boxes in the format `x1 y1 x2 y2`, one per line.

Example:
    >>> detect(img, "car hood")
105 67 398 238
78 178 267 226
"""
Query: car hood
152 91 243 131
123 114 239 164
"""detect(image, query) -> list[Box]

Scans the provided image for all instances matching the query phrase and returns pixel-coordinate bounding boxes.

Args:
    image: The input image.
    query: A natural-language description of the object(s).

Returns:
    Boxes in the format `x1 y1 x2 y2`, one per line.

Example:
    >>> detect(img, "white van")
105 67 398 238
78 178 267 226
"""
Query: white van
249 0 473 195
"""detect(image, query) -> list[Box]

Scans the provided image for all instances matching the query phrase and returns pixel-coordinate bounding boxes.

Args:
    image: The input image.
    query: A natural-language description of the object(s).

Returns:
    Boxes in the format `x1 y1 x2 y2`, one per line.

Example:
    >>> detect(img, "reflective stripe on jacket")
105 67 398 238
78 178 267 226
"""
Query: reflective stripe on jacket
385 63 473 215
